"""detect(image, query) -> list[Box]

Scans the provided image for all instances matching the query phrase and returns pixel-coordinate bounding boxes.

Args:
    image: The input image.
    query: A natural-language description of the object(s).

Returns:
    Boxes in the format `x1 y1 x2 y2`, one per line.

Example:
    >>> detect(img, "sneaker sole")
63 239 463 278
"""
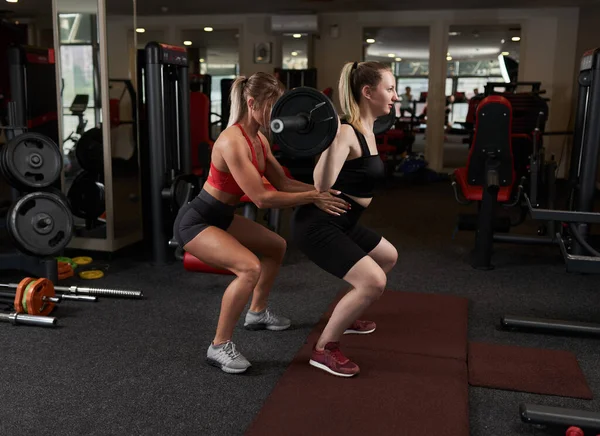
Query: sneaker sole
244 323 291 331
206 358 249 374
343 327 376 335
309 359 358 377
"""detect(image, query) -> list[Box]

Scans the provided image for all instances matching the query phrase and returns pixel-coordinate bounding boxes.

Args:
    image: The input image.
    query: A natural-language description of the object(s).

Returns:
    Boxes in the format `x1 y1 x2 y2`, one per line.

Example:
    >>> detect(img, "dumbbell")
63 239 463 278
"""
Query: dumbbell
270 87 396 158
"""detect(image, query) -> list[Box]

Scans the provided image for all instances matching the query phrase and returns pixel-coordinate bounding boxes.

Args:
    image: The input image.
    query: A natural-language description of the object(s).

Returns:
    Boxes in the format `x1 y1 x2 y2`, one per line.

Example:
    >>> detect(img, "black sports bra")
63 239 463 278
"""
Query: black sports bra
331 121 385 198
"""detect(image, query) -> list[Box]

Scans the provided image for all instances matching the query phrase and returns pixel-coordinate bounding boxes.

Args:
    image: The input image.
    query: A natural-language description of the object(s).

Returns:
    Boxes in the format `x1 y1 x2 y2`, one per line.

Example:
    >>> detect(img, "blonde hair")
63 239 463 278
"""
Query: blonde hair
338 61 391 134
227 72 285 132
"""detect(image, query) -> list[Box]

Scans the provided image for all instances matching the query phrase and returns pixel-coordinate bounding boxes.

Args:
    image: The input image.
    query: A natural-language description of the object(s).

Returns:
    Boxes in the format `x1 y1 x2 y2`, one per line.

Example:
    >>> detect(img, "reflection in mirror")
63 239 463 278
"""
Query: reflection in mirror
180 28 239 140
106 0 141 242
282 34 309 70
53 0 107 239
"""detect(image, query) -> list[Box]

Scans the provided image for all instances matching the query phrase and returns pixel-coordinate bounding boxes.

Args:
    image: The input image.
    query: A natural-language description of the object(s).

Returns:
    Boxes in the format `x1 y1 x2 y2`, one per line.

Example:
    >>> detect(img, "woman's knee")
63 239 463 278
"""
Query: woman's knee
232 256 262 284
270 234 287 260
366 268 387 298
385 246 398 271
354 266 387 301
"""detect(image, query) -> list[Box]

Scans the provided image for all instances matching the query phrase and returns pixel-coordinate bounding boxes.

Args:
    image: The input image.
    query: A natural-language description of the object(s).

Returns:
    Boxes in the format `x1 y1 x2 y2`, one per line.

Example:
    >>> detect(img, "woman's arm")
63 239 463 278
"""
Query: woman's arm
219 136 317 209
313 125 352 193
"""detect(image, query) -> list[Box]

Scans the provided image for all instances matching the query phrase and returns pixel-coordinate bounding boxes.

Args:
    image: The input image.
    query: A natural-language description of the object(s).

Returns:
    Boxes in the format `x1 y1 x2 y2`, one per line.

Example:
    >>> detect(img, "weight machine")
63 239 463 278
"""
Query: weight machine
500 47 600 433
140 42 199 264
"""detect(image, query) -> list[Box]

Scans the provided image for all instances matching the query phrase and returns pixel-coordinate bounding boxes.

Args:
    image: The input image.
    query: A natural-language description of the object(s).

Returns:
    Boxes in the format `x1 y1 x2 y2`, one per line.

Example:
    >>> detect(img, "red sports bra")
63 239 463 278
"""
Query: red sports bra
206 123 267 196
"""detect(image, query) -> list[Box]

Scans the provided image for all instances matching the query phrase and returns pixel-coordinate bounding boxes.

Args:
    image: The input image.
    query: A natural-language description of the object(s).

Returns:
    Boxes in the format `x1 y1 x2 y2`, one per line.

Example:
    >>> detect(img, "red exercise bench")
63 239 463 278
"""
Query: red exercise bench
451 95 525 269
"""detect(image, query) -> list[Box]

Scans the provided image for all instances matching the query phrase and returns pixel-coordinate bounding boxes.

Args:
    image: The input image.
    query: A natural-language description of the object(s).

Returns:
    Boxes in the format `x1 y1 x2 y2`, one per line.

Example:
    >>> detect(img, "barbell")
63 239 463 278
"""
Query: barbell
270 87 396 158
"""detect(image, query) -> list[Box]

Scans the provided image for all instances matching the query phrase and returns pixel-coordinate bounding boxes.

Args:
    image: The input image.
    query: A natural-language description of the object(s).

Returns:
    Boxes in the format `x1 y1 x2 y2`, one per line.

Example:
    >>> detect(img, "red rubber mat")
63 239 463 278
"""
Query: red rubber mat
245 347 469 436
468 342 593 399
316 290 469 360
245 291 470 436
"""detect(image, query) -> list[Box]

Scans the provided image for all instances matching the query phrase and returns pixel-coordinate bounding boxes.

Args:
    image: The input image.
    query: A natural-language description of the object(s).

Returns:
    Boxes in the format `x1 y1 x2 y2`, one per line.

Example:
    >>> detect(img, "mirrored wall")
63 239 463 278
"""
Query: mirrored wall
53 0 140 250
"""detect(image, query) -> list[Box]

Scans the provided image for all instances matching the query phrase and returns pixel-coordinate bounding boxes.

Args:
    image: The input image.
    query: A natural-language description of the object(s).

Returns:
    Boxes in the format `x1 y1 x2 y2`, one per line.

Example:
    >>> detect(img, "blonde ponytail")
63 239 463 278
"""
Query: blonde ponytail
227 76 248 127
338 62 364 134
226 73 285 129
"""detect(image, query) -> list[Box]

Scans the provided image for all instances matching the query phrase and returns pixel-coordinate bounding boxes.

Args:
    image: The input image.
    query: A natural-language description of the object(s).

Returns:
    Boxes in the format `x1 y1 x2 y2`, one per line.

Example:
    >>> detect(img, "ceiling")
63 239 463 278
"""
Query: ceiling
1 0 598 17
365 24 522 62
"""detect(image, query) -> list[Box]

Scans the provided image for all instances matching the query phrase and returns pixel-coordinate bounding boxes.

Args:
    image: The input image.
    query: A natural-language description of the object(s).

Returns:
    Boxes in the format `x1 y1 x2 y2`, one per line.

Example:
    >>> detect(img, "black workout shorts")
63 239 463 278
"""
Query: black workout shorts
290 194 382 279
173 189 236 247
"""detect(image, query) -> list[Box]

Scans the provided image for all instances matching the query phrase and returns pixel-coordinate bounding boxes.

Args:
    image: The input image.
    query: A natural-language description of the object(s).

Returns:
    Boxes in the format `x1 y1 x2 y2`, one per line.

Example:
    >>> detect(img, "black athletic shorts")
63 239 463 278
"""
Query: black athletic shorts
173 189 236 247
290 194 382 279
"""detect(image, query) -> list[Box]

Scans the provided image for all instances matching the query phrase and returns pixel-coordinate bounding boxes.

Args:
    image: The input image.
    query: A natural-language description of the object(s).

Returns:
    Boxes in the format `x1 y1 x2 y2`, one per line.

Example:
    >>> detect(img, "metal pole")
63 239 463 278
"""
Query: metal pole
178 64 192 175
145 42 167 264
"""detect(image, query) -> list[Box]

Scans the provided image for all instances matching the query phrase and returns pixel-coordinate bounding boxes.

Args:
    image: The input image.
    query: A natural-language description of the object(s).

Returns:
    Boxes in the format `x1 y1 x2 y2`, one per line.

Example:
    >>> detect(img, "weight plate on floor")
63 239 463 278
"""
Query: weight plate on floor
72 256 92 265
270 87 338 158
1 133 63 190
7 191 74 257
15 277 35 314
75 128 104 175
373 108 396 135
79 270 104 280
25 278 55 316
67 171 105 220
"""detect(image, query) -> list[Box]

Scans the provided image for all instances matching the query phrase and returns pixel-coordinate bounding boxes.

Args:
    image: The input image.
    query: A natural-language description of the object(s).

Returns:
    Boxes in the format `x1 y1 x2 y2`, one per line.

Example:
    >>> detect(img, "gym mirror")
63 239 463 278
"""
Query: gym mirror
53 0 107 241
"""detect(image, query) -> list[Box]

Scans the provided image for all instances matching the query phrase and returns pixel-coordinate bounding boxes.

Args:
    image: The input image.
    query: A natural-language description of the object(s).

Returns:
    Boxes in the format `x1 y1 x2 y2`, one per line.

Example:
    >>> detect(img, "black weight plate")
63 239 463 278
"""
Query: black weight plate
75 127 104 175
67 171 105 220
1 133 63 190
271 87 338 158
7 191 74 257
373 108 396 135
170 174 200 212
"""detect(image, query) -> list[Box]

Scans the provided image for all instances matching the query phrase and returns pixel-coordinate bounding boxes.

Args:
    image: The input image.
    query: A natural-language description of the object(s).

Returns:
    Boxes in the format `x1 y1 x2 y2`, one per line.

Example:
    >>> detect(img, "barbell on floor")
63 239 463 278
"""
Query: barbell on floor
0 311 57 328
270 86 397 158
0 278 144 300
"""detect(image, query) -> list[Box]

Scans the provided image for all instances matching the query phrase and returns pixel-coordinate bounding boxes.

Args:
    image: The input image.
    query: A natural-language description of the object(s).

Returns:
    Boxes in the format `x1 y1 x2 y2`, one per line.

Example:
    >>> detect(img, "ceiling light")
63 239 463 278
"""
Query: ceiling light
136 28 146 33
387 53 395 58
448 32 460 36
366 38 375 44
502 51 509 56
199 58 205 63
183 41 192 46
501 39 505 44
293 34 302 38
512 36 521 42
395 57 402 62
446 56 453 61
6 0 18 3
291 51 298 56
204 27 213 32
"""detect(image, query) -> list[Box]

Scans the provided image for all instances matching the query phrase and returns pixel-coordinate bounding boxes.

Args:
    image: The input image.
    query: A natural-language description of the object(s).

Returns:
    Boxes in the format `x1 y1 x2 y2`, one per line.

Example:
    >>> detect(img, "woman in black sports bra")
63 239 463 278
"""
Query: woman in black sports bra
291 61 399 377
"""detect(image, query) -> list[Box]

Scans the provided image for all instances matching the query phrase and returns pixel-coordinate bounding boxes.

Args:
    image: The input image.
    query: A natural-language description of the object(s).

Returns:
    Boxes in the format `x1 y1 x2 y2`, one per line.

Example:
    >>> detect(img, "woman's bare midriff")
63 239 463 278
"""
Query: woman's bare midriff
203 182 242 206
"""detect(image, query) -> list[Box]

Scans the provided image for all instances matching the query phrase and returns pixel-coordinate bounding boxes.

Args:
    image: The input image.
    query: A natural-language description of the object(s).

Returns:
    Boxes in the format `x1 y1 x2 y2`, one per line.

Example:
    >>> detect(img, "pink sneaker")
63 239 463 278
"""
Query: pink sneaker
344 319 376 335
309 342 360 377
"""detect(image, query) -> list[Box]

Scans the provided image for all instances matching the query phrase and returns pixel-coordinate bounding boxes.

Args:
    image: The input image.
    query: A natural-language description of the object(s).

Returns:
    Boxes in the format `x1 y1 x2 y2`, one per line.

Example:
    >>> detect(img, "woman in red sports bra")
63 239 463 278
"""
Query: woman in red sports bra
172 72 350 374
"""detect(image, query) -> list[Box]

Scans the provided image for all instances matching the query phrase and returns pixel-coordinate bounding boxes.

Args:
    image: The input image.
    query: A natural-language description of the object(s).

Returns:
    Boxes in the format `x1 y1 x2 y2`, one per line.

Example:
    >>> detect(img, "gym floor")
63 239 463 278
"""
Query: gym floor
2 177 599 436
